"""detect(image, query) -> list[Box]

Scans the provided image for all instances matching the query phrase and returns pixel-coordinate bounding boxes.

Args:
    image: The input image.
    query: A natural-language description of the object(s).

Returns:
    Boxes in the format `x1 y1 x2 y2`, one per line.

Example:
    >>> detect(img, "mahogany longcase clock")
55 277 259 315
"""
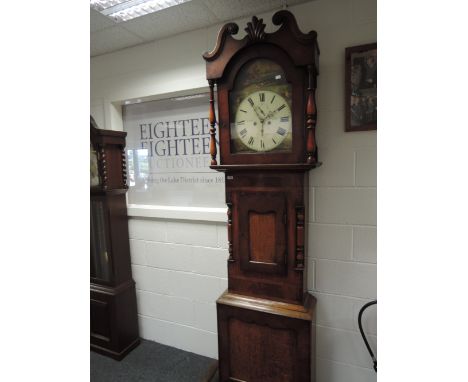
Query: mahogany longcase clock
90 117 140 360
203 11 320 382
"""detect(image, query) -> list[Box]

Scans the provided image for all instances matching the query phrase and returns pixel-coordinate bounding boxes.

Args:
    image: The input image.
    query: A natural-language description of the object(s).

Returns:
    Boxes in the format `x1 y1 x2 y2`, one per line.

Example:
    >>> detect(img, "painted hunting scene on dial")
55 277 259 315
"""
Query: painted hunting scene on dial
229 58 293 153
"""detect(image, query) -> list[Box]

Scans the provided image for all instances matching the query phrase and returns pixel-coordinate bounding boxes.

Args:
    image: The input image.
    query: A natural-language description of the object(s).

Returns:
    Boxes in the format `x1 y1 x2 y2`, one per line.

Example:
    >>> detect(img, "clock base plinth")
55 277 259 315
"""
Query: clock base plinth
216 291 316 382
90 280 140 361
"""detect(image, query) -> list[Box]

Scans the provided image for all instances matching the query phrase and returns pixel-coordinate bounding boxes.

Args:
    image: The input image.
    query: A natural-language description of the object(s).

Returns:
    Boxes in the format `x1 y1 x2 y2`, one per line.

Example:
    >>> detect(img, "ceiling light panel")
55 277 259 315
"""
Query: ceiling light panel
90 0 191 23
90 0 130 12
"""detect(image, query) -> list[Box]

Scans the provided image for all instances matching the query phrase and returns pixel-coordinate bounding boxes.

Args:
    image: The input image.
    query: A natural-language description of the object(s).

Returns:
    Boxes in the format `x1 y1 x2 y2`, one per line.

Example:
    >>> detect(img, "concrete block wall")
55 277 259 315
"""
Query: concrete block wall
91 1 377 381
309 148 377 382
128 219 228 359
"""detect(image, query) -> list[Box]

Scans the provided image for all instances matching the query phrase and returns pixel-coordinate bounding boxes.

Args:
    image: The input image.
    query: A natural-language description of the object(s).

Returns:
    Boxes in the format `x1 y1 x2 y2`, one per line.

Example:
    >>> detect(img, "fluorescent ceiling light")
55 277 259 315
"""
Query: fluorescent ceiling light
90 0 191 23
173 94 207 101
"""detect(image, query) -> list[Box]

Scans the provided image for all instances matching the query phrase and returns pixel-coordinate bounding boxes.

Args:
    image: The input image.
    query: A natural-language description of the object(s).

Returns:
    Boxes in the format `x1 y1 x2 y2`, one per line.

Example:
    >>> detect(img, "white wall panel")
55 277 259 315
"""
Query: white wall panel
353 226 377 263
166 221 218 247
131 264 171 295
194 302 217 332
317 358 375 382
129 239 146 266
138 315 218 358
355 148 377 186
128 218 166 241
191 246 229 278
310 148 355 187
315 187 377 225
145 242 192 272
315 259 377 299
136 290 195 327
317 325 377 369
309 223 353 261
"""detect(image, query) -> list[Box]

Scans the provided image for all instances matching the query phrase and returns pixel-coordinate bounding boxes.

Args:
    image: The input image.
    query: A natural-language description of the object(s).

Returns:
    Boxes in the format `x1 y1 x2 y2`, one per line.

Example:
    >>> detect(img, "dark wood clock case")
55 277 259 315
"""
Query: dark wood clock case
203 11 320 382
90 117 140 360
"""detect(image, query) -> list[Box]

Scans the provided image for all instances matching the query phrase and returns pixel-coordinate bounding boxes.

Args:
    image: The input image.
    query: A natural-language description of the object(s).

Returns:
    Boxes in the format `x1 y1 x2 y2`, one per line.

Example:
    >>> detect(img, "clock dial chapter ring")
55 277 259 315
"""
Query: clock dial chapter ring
234 90 292 153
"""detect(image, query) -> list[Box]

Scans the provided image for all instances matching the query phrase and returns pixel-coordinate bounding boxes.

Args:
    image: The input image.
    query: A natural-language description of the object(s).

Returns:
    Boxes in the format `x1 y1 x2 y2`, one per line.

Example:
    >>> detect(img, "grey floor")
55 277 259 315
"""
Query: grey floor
91 339 218 382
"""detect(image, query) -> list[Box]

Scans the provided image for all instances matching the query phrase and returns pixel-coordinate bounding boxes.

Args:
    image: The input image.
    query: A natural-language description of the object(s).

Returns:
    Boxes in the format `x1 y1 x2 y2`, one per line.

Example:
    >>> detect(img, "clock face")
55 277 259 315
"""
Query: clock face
234 90 292 152
230 59 292 154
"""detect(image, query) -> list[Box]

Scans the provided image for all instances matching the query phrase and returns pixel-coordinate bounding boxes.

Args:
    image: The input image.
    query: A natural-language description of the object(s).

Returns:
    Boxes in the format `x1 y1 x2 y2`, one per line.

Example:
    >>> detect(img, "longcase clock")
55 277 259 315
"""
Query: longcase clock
203 11 320 382
90 117 140 360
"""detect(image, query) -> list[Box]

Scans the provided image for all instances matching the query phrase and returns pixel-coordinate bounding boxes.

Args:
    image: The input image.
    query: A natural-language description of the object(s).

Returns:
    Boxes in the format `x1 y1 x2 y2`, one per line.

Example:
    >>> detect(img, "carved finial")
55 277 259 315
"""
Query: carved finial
245 16 266 42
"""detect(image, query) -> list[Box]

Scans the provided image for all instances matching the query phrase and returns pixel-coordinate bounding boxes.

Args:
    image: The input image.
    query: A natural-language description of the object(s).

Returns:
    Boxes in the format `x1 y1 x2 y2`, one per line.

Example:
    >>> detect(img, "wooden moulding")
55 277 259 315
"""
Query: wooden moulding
90 279 135 296
217 291 316 381
208 79 218 165
295 206 305 271
91 338 140 361
217 291 316 321
227 202 234 262
210 163 321 172
203 10 319 81
306 65 318 164
99 145 108 190
120 146 128 189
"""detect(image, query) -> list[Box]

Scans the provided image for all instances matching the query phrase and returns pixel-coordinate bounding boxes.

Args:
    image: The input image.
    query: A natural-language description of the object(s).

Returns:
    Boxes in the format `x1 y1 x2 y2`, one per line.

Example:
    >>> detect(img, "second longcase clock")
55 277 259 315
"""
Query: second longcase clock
90 118 140 360
203 11 320 382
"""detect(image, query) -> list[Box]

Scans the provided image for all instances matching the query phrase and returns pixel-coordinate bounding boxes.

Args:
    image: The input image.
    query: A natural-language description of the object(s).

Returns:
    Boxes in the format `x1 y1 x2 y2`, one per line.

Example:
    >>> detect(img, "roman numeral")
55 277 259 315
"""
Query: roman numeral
270 95 276 104
272 138 277 144
240 109 247 113
260 140 265 149
248 136 254 145
259 93 265 102
248 98 254 107
277 104 286 112
239 128 247 137
277 127 286 136
237 120 245 125
280 116 289 122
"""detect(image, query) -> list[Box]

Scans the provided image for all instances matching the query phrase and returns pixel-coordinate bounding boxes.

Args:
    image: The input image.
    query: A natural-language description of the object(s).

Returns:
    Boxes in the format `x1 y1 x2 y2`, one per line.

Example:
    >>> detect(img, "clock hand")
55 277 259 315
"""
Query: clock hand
265 106 281 120
257 106 267 119
247 98 267 121
250 104 264 124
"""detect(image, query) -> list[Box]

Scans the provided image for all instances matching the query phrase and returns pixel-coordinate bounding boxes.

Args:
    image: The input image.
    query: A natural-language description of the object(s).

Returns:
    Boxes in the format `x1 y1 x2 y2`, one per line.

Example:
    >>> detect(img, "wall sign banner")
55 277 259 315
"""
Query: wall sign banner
123 94 224 208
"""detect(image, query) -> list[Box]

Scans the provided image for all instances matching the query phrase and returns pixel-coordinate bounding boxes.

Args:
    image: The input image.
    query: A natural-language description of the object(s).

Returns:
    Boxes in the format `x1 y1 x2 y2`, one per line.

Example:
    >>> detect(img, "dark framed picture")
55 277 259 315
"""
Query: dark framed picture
345 43 377 132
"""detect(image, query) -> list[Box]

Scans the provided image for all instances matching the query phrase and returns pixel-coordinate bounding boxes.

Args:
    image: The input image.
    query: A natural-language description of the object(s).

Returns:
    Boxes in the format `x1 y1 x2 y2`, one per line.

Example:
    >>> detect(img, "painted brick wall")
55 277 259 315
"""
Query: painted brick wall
128 219 228 358
91 1 377 381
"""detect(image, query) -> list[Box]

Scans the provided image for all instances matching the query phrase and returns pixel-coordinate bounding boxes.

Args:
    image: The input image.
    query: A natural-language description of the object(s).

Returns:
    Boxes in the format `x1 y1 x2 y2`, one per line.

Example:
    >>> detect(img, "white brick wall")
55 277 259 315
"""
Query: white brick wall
128 219 228 358
91 0 377 380
302 0 377 377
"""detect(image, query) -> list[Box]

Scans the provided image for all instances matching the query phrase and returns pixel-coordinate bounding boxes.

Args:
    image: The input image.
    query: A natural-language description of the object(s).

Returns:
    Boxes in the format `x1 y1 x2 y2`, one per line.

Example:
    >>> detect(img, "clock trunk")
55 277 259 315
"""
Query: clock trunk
227 170 309 304
203 11 319 381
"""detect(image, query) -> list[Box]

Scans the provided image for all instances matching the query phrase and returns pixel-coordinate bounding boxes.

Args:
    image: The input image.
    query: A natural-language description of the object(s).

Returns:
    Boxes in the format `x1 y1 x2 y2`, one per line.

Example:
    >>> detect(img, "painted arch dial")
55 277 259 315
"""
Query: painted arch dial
234 90 292 152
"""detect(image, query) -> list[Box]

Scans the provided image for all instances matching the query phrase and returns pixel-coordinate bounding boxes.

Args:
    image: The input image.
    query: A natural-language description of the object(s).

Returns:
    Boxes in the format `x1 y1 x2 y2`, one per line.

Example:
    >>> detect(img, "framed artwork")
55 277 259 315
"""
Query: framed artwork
345 43 377 132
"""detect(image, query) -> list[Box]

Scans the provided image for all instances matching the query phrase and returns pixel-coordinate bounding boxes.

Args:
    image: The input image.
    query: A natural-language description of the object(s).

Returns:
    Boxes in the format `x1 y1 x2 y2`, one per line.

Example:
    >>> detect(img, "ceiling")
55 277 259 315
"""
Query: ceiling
91 0 312 57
